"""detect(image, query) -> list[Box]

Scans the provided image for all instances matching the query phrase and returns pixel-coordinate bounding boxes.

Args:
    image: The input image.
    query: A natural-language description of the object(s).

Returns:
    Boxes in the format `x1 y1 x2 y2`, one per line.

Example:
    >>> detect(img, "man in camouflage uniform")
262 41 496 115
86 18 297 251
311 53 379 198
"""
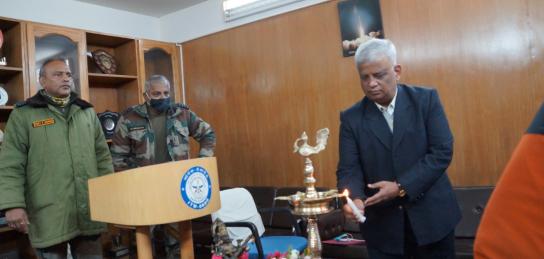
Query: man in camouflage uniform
110 75 216 256
110 74 216 171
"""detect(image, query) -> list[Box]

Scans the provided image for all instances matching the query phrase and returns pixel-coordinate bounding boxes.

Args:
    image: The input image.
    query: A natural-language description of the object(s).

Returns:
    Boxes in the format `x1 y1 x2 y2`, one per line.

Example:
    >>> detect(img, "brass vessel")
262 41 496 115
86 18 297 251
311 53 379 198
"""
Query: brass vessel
276 128 340 258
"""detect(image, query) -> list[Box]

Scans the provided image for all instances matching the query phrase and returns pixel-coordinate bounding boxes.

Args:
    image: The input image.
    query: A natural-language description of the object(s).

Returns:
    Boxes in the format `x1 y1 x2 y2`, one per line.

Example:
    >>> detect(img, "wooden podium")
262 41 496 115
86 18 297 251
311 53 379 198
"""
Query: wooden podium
88 157 221 259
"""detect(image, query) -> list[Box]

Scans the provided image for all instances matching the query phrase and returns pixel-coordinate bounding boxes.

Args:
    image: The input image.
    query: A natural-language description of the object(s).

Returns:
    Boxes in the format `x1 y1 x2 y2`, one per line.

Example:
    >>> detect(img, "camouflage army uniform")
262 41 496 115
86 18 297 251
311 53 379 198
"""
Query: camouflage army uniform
110 103 216 171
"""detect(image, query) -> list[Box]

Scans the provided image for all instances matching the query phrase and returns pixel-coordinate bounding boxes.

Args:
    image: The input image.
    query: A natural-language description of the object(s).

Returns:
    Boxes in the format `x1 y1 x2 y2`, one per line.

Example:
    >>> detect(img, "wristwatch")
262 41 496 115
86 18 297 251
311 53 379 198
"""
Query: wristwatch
397 182 407 197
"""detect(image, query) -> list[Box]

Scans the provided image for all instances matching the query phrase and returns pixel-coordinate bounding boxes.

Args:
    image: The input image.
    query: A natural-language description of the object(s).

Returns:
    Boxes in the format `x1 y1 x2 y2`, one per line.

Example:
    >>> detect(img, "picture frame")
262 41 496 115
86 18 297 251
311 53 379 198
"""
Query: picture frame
337 0 384 57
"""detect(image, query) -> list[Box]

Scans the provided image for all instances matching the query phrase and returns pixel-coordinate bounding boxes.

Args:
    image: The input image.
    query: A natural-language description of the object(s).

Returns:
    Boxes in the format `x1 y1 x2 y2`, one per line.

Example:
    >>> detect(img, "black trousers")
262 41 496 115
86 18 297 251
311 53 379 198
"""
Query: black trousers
367 212 455 259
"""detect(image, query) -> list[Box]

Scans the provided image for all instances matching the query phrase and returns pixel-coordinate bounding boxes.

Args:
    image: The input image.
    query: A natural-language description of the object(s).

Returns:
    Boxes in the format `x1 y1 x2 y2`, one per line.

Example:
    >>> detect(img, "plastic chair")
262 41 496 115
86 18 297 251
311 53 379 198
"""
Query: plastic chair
212 188 307 259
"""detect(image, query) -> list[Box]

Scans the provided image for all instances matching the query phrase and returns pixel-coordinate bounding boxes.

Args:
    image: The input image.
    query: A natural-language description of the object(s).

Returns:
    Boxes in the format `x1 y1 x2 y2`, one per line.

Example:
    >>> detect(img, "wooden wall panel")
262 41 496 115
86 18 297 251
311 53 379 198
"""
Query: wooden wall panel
381 0 544 185
182 0 544 187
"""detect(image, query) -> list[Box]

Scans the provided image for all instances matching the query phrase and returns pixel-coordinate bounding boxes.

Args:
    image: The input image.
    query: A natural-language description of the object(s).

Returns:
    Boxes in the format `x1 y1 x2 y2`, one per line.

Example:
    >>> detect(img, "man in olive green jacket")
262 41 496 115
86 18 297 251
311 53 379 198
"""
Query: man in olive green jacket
0 58 113 258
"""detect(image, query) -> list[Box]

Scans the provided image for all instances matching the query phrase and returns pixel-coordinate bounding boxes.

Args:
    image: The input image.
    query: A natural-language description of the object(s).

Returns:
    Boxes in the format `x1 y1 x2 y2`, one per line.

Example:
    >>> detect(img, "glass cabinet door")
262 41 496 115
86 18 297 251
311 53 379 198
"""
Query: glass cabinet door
34 35 79 92
144 48 174 99
138 40 181 103
27 23 87 99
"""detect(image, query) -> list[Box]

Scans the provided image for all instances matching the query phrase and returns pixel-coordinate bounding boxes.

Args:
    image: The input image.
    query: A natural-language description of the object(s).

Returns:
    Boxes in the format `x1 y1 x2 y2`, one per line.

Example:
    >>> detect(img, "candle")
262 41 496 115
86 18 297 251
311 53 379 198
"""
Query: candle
343 190 366 223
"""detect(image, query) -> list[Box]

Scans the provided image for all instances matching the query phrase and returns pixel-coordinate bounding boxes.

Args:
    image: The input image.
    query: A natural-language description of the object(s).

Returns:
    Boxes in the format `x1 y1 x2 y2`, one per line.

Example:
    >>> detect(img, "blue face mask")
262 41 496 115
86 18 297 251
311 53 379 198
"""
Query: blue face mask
148 97 171 112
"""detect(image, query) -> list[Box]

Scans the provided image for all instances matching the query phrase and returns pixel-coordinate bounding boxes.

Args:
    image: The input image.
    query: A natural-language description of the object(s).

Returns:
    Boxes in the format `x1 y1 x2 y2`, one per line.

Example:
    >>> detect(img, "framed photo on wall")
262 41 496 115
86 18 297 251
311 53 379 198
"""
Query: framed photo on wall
337 0 384 57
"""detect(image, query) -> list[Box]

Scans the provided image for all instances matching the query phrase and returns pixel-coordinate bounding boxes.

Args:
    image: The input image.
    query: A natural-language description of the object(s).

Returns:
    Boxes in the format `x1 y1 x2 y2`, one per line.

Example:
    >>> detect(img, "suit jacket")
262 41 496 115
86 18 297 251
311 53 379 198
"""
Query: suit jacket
336 84 461 254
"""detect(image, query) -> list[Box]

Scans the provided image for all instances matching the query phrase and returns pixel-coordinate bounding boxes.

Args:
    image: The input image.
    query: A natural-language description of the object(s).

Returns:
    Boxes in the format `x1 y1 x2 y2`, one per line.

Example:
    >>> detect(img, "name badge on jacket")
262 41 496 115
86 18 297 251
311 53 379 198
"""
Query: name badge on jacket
32 118 55 128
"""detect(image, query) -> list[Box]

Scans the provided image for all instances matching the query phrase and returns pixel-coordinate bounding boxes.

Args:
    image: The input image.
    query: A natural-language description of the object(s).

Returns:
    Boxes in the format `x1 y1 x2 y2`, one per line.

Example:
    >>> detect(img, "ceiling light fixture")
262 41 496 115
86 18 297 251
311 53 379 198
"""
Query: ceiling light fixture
223 0 304 21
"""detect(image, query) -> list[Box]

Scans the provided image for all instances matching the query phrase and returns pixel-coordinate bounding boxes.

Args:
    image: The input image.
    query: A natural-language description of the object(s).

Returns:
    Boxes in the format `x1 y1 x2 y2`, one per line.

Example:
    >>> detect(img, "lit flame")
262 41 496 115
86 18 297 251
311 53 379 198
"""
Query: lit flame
343 189 349 197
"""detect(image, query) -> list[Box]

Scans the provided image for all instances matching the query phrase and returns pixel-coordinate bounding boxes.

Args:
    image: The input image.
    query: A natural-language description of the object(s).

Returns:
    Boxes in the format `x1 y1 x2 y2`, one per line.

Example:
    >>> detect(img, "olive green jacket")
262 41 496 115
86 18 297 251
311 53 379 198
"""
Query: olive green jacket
0 93 113 248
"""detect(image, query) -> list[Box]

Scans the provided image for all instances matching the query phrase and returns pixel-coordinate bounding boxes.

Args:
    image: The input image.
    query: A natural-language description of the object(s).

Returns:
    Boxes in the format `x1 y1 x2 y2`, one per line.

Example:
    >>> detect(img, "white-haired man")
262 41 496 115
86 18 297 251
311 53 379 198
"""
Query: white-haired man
337 39 461 258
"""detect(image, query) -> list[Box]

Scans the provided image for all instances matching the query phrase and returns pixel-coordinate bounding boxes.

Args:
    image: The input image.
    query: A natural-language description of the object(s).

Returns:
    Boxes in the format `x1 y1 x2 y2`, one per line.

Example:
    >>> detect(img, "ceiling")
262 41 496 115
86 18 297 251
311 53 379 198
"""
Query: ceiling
74 0 207 17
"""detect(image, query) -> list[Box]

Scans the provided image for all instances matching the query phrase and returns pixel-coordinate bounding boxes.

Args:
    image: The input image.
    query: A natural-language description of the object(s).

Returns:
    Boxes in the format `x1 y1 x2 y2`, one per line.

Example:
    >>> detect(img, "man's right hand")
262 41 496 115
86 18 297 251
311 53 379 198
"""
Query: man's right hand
342 198 365 222
5 208 30 233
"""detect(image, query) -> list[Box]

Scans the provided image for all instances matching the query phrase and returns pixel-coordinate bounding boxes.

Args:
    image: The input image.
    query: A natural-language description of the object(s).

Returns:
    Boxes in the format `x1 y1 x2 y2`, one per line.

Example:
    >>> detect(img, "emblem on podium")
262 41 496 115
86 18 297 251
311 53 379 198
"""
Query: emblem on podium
180 166 212 210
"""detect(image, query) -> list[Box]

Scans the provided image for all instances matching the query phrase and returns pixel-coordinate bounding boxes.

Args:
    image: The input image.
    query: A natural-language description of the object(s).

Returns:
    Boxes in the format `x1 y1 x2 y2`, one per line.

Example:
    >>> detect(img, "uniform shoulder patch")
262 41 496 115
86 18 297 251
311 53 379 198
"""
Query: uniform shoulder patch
121 105 139 115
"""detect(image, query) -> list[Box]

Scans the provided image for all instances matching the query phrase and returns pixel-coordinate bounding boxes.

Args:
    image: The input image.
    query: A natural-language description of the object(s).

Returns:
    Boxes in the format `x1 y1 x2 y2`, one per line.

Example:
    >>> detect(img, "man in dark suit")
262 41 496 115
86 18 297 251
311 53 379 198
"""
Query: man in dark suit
336 38 461 258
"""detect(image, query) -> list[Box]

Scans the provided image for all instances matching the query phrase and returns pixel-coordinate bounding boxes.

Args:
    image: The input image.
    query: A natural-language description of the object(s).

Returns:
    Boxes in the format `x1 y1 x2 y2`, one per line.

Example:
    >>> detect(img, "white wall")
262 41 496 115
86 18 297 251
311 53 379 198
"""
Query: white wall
0 0 161 40
159 0 328 43
0 0 327 42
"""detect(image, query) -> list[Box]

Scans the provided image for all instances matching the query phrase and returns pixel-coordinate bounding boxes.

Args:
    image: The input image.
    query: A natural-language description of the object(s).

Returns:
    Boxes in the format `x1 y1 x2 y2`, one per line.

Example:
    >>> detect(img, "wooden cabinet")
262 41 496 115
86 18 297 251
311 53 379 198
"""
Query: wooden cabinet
24 22 144 115
86 32 140 114
26 22 88 99
138 40 183 103
0 17 183 257
1 19 184 120
0 17 28 125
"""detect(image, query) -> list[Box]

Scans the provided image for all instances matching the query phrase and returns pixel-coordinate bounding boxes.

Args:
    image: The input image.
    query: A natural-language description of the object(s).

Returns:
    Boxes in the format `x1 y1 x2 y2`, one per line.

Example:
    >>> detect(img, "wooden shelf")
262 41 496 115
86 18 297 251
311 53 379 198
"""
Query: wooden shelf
0 106 14 117
87 32 134 48
0 226 12 233
0 18 25 121
88 73 138 86
0 66 23 78
86 31 139 114
0 105 15 110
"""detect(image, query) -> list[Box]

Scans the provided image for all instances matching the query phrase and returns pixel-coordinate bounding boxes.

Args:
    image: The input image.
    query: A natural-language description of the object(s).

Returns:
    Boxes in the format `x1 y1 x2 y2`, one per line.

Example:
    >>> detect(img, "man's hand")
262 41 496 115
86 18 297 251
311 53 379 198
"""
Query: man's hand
5 208 30 234
364 181 400 207
342 198 365 222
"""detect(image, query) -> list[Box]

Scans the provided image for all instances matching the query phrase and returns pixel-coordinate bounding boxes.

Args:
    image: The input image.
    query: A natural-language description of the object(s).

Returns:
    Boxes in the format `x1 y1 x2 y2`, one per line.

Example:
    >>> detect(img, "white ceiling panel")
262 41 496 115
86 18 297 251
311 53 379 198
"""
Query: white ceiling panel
74 0 207 17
